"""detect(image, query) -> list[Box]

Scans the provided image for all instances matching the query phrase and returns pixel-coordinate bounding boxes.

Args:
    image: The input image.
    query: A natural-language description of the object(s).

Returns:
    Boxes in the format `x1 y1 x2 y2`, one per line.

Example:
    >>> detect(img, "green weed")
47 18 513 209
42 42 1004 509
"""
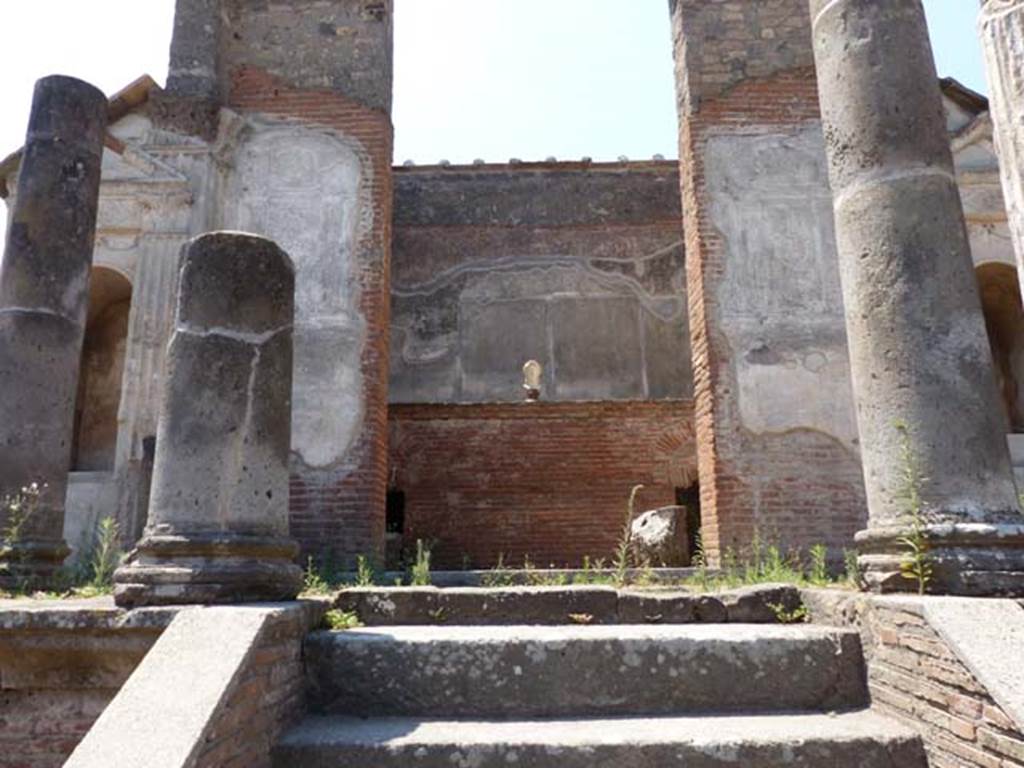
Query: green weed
322 609 363 630
894 421 933 595
410 539 432 586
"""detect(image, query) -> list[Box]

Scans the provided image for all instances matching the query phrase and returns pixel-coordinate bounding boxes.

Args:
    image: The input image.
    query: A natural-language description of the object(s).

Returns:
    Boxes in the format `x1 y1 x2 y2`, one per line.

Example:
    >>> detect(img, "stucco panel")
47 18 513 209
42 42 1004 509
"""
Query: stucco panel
706 125 858 447
220 121 372 469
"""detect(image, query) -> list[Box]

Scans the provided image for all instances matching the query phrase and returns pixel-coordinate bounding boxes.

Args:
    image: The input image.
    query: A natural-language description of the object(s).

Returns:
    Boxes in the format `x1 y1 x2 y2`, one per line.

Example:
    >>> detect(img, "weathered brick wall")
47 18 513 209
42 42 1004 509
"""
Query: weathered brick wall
867 607 1024 767
193 605 318 768
0 690 113 768
391 161 690 405
388 401 696 569
805 592 1024 768
0 609 169 768
671 0 866 563
388 163 693 570
220 2 394 567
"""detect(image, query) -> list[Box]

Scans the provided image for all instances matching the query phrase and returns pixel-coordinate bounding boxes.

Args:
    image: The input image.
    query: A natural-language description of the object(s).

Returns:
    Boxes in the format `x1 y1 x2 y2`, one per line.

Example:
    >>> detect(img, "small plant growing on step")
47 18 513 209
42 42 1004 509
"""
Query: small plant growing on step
613 484 645 588
691 529 710 592
87 516 123 591
427 607 447 623
894 421 934 595
303 556 331 595
322 609 363 631
843 548 863 589
767 601 808 624
482 553 517 588
355 554 376 588
410 539 432 586
1 482 43 592
807 544 829 586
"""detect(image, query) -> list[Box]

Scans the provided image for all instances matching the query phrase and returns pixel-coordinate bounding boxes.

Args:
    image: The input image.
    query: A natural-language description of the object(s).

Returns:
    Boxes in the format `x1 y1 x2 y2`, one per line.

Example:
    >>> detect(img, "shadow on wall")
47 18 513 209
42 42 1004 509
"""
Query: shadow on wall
71 266 132 472
977 262 1024 434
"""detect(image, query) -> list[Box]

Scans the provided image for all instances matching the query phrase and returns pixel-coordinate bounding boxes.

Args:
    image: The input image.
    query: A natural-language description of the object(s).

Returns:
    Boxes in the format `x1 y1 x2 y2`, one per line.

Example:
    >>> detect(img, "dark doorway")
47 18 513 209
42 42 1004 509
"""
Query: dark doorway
675 483 702 562
386 489 406 534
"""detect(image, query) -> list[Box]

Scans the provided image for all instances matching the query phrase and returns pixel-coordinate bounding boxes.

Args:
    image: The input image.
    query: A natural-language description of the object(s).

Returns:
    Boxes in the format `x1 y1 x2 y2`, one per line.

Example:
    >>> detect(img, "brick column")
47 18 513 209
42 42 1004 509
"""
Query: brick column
218 1 394 567
669 0 865 563
979 1 1024 280
151 0 223 138
0 76 107 588
811 0 1024 595
114 233 302 606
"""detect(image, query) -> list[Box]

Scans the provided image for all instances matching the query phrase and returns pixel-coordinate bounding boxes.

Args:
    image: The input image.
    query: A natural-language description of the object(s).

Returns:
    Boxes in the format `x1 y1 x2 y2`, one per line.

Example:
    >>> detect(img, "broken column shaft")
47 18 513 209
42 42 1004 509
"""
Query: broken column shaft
810 0 1024 595
979 1 1024 279
114 232 302 606
0 76 107 588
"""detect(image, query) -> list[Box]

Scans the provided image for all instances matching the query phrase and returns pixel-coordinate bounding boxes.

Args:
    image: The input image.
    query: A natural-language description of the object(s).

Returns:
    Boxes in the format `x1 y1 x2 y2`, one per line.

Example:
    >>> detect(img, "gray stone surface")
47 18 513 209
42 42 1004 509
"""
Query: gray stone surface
306 624 868 717
980 1 1024 279
811 0 1024 594
0 76 107 588
616 590 722 623
924 597 1024 733
335 586 621 626
719 584 806 624
165 0 222 100
274 711 927 768
630 506 690 567
0 596 178 631
334 584 802 626
114 232 302 606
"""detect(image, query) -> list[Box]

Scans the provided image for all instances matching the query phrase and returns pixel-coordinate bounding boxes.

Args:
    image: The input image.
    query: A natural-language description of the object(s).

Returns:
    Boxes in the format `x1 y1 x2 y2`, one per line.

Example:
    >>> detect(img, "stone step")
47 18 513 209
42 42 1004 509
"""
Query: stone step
273 710 927 768
333 584 803 626
305 624 868 717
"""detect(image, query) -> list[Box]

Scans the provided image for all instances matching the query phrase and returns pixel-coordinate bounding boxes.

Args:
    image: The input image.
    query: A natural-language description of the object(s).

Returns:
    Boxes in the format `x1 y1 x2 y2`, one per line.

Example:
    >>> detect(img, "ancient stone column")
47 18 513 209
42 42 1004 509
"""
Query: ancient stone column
980 1 1024 279
0 76 107 588
114 232 302 606
810 0 1024 595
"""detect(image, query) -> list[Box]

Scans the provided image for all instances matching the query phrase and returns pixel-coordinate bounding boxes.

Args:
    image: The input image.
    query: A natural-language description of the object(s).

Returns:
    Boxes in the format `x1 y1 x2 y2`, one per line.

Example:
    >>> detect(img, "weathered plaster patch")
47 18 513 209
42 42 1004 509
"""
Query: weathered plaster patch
218 118 373 468
706 125 858 447
390 247 688 403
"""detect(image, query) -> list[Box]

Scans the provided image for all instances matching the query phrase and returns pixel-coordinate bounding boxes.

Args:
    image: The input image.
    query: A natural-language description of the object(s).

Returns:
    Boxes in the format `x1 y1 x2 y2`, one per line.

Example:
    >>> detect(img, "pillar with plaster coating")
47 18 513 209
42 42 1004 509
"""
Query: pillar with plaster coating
0 76 107 588
114 232 302 606
980 1 1024 280
811 0 1024 595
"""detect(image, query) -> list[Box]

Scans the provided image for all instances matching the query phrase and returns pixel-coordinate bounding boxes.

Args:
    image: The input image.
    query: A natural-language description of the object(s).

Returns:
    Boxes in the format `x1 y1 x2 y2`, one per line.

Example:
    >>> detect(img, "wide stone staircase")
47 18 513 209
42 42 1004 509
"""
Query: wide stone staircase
272 595 929 767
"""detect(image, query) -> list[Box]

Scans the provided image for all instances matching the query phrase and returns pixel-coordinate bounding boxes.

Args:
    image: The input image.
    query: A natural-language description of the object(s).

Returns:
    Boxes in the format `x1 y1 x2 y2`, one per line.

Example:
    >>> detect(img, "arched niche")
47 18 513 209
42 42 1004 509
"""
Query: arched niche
71 266 132 471
978 262 1024 434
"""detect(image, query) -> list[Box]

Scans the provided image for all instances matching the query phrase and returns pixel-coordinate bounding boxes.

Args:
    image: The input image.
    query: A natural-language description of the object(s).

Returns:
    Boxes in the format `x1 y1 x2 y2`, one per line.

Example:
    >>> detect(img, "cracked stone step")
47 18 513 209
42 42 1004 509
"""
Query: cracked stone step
273 710 927 768
306 624 868 717
333 584 804 625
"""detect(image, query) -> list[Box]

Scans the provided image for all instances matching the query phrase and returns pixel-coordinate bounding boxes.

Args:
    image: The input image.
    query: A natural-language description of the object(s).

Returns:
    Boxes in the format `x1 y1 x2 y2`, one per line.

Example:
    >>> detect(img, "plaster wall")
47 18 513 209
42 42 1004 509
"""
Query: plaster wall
390 163 690 404
63 473 120 565
218 119 374 470
706 125 856 449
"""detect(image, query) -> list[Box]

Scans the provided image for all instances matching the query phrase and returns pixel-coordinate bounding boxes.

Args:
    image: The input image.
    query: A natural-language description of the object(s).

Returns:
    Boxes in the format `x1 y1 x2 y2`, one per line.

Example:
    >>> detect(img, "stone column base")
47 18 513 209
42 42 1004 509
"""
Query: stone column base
113 533 302 607
0 539 70 591
856 523 1024 596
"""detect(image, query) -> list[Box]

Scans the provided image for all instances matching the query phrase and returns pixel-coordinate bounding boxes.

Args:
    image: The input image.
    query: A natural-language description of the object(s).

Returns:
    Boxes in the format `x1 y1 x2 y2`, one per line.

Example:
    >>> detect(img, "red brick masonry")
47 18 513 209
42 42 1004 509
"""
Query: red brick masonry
388 400 697 569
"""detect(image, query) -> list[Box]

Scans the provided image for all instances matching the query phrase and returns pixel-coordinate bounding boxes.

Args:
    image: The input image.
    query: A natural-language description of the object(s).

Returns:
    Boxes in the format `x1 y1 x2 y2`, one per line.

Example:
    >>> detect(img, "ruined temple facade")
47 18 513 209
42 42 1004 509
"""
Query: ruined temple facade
2 0 1022 570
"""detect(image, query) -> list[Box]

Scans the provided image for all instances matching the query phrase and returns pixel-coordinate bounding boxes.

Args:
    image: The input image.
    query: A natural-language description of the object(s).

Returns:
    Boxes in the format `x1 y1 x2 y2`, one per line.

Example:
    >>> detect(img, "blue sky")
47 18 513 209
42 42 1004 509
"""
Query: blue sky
0 1 993 175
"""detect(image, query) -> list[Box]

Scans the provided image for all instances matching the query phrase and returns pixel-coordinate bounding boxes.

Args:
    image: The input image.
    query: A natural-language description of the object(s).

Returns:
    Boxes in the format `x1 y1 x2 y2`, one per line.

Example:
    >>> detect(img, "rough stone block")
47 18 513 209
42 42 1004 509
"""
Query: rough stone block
305 624 869 717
